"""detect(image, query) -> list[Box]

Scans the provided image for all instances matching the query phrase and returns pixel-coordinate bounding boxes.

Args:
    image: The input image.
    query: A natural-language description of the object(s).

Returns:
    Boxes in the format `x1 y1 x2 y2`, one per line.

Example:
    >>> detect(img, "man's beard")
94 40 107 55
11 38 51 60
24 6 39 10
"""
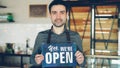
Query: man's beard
53 19 66 27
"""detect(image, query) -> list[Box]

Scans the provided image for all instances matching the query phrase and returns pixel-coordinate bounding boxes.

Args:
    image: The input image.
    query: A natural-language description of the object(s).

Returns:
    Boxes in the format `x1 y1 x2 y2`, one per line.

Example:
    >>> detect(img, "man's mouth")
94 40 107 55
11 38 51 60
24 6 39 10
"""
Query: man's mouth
55 19 62 23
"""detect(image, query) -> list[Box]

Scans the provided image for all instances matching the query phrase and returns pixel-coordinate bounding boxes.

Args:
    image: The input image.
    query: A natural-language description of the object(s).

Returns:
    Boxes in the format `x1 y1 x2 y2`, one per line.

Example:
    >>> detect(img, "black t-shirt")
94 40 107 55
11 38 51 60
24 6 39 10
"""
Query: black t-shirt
30 29 86 67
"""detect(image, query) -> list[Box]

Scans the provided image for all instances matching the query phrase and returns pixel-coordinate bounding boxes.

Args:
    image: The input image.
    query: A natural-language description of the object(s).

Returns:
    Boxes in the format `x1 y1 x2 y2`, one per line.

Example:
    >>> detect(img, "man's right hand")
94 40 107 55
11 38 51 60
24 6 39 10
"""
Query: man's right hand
35 54 44 64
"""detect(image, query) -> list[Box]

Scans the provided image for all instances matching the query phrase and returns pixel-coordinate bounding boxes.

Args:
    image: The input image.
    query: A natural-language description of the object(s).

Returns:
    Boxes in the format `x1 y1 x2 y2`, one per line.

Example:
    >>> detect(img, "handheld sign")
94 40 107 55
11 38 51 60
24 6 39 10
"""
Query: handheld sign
41 43 77 67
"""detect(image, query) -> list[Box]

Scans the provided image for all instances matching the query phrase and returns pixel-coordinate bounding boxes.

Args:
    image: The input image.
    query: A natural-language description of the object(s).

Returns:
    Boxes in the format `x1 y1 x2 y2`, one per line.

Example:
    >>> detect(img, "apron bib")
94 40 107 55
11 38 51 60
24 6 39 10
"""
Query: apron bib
41 27 77 68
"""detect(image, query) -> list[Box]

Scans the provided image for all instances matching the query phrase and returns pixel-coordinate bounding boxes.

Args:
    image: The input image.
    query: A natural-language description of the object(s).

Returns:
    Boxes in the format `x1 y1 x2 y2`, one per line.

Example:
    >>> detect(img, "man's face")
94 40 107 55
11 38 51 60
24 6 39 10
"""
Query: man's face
50 5 67 27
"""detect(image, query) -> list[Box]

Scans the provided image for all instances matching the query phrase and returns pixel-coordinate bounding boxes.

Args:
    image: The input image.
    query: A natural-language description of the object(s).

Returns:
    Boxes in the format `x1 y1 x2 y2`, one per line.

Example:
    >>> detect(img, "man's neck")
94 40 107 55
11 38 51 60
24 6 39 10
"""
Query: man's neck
52 26 64 35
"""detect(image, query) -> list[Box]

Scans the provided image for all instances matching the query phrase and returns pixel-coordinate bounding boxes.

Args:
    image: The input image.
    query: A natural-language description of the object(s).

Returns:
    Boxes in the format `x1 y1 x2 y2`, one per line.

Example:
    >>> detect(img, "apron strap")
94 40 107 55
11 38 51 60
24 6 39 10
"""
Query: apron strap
66 29 71 42
47 26 71 44
47 26 52 44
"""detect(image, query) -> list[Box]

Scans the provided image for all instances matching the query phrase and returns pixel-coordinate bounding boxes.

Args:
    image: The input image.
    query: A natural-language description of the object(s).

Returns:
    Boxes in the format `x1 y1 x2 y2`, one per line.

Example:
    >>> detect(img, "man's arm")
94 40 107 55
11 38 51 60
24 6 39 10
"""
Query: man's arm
74 32 86 67
30 32 43 65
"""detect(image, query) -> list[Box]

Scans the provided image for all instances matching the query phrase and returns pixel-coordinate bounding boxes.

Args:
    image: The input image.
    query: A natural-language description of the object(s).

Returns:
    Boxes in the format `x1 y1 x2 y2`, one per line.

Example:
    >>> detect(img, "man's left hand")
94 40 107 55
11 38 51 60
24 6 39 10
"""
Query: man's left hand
75 51 84 64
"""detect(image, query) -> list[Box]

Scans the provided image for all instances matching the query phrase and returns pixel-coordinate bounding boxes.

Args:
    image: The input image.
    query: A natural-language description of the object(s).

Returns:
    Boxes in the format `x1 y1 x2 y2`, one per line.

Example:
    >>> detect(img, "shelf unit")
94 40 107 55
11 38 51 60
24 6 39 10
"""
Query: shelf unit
92 5 118 55
0 5 7 8
65 1 120 67
0 53 31 68
118 4 120 55
65 0 120 55
0 4 15 22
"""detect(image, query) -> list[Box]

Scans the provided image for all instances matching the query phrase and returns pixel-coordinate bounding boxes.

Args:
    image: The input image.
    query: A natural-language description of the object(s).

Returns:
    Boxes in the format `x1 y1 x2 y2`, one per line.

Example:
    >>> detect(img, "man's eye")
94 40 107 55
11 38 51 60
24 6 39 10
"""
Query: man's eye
61 11 65 14
52 12 57 14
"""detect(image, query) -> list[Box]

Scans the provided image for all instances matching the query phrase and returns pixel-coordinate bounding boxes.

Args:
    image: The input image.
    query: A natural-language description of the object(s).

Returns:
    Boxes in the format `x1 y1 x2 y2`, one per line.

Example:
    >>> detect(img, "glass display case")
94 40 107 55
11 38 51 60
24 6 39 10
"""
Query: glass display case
86 55 120 68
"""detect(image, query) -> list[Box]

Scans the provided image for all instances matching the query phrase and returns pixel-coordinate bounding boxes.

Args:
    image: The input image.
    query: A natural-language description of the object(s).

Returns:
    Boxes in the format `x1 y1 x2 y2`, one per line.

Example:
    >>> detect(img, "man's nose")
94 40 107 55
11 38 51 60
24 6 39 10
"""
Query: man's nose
56 13 61 19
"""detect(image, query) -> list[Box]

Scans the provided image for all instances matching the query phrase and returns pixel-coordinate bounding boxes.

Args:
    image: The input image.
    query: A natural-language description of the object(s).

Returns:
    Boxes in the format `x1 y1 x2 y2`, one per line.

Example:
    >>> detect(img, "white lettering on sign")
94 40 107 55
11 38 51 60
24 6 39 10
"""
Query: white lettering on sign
45 52 73 64
48 45 58 52
60 52 65 63
60 46 73 51
46 52 52 64
66 52 73 63
53 52 59 63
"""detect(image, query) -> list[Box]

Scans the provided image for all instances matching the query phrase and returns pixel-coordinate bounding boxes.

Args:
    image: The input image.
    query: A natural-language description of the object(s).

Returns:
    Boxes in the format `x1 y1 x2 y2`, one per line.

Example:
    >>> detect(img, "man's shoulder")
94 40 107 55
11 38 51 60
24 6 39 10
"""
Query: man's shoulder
38 29 50 34
40 30 50 33
68 30 79 35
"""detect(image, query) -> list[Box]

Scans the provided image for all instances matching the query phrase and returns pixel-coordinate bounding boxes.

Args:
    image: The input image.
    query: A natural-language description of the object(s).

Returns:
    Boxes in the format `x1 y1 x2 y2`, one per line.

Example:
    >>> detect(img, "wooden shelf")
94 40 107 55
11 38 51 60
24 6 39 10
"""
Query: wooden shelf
0 5 7 8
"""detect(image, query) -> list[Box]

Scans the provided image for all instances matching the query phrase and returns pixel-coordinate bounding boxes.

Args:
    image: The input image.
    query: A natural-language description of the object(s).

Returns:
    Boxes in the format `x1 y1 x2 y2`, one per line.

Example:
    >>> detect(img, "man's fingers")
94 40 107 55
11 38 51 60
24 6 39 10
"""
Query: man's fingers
75 51 83 57
75 51 84 64
35 54 44 64
35 54 43 58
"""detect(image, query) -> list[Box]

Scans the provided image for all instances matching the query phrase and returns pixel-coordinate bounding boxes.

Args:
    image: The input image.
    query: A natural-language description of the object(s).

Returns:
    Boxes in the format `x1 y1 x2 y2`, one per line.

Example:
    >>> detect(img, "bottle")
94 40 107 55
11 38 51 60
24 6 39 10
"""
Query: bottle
7 13 14 22
26 39 29 54
5 43 14 54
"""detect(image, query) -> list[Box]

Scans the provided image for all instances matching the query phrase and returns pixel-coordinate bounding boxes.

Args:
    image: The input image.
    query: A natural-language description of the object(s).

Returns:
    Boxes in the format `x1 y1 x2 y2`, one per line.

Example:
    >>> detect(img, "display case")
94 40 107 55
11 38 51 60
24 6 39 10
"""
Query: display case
0 53 31 68
86 55 120 68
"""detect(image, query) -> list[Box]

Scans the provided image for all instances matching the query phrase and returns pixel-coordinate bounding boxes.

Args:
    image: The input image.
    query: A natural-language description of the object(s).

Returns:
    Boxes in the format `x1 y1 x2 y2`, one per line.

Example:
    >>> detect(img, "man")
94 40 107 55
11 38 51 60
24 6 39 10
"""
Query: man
30 0 86 68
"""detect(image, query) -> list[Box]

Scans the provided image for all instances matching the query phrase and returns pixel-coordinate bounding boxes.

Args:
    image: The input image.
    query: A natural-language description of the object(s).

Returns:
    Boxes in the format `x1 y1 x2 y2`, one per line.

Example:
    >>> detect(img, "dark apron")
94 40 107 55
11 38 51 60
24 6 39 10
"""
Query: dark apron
41 27 77 68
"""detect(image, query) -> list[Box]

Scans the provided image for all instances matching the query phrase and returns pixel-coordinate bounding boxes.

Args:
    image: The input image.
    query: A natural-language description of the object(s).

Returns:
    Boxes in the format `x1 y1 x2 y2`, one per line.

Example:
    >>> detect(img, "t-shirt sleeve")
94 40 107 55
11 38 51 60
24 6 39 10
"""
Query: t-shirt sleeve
30 32 43 65
74 32 86 67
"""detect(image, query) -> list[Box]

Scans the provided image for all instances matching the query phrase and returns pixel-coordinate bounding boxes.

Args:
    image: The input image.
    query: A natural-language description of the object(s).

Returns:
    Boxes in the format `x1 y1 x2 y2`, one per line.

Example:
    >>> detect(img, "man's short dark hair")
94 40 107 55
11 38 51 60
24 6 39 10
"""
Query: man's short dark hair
49 0 68 13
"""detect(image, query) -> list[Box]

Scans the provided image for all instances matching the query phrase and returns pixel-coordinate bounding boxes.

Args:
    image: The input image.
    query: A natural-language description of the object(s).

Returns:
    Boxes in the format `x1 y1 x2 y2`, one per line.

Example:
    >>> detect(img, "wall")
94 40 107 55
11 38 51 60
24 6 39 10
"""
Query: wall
0 0 53 53
0 0 52 24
